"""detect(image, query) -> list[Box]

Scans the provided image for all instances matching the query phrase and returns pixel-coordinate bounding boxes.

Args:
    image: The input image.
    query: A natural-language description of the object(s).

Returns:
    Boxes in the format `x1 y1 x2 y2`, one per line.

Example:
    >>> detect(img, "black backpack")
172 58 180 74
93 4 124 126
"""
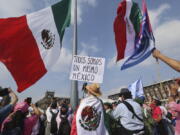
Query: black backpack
50 110 59 134
58 115 71 135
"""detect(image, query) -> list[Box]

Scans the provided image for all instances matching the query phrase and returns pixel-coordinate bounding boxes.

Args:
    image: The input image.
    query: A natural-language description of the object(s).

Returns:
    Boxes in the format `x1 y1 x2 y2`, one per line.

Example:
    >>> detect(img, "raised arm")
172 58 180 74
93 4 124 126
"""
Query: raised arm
9 88 18 106
153 49 180 72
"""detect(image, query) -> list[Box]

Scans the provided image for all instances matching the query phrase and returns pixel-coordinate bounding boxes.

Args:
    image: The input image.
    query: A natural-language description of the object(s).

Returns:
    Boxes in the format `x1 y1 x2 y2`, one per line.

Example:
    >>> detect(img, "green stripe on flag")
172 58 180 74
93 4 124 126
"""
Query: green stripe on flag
52 0 71 42
130 2 142 36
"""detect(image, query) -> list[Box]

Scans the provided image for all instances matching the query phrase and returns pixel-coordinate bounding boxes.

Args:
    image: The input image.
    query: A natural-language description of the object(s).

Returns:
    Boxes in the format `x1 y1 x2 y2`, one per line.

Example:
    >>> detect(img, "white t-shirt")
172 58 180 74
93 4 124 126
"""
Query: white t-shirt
46 107 59 122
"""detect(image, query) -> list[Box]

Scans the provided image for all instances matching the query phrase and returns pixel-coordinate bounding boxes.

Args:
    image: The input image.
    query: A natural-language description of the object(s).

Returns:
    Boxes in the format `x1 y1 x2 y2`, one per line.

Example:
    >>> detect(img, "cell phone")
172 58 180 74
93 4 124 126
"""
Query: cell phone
0 88 9 96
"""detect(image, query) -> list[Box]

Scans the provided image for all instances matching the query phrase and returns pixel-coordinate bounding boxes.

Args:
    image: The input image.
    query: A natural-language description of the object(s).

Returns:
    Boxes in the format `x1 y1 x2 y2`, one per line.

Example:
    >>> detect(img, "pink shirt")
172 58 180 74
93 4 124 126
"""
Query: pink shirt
168 102 180 135
23 115 38 135
1 116 11 132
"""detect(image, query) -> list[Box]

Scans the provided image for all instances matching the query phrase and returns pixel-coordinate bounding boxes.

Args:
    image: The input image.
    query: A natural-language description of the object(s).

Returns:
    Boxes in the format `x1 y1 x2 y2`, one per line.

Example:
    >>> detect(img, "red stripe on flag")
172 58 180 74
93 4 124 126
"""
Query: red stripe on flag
0 16 47 92
70 111 78 135
114 1 127 62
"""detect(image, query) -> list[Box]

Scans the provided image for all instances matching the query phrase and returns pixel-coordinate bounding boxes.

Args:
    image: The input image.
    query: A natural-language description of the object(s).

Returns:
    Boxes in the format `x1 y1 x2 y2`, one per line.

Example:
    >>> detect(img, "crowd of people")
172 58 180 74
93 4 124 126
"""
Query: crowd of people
0 49 179 135
103 81 180 135
0 79 180 135
0 88 73 135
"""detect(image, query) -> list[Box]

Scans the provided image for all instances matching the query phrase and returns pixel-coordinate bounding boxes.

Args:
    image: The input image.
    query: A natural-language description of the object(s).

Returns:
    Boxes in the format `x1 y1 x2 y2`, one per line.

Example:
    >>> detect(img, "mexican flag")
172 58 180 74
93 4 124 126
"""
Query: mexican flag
71 96 109 135
114 0 142 61
0 0 71 92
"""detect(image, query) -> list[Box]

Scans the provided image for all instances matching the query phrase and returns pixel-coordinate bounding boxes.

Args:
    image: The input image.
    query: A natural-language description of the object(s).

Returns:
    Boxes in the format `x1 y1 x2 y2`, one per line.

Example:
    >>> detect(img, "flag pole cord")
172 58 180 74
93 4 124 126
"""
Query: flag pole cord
156 60 164 99
70 0 79 111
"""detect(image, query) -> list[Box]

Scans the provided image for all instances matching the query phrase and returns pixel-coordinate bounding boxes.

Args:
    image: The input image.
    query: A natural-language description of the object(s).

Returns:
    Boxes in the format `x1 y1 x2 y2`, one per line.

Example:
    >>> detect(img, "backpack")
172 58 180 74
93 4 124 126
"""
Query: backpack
50 109 59 134
124 101 156 135
58 115 71 135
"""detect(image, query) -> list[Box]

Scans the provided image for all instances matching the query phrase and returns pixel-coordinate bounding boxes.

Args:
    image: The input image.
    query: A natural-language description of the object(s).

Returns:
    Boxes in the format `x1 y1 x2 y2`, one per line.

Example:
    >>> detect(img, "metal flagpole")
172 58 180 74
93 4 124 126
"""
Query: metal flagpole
70 0 78 111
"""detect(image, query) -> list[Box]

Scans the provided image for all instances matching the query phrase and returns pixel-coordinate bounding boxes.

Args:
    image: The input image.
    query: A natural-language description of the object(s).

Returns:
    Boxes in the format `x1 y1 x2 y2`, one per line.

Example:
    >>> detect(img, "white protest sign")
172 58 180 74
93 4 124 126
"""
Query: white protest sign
69 55 105 83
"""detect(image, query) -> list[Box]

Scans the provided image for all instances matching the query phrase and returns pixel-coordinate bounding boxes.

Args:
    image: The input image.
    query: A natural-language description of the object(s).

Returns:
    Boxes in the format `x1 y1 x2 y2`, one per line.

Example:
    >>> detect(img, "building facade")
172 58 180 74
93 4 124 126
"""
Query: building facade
108 79 177 101
36 91 70 110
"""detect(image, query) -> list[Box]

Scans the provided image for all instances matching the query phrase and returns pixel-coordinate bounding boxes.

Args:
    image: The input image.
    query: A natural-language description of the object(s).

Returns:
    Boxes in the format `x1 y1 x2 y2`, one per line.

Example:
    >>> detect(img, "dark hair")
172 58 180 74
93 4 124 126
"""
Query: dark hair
104 103 112 109
0 88 9 96
82 83 88 91
24 97 32 105
155 99 161 106
60 105 68 115
120 92 132 99
51 101 57 109
0 95 11 107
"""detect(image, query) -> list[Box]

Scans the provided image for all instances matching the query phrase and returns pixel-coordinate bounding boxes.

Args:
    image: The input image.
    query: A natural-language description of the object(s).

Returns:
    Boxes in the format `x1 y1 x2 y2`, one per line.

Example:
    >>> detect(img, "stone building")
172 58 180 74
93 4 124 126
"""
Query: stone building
144 79 176 100
36 91 70 110
108 78 178 101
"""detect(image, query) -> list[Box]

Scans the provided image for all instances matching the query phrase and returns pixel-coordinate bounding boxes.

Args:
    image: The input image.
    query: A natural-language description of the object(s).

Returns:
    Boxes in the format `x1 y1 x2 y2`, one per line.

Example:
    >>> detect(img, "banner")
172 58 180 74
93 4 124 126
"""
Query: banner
70 55 105 83
128 79 144 99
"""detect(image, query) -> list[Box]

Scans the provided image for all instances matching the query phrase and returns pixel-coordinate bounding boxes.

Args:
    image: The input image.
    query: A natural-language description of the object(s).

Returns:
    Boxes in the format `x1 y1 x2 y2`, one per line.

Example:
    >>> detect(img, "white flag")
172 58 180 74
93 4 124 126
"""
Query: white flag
128 79 144 99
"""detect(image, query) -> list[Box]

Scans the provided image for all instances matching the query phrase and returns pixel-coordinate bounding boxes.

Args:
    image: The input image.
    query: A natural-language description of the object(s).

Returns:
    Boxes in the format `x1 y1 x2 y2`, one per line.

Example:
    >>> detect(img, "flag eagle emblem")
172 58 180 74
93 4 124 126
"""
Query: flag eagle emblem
79 106 101 131
41 29 55 49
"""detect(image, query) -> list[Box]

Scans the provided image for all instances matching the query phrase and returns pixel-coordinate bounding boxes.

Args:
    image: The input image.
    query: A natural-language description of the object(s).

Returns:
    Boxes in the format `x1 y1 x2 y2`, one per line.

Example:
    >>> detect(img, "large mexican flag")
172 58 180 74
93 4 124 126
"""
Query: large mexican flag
0 0 71 92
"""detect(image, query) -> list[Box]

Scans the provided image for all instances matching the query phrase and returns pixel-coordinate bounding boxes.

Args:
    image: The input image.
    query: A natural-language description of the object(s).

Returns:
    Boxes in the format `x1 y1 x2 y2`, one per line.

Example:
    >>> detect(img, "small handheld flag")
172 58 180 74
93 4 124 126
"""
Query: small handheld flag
128 79 144 99
121 0 155 70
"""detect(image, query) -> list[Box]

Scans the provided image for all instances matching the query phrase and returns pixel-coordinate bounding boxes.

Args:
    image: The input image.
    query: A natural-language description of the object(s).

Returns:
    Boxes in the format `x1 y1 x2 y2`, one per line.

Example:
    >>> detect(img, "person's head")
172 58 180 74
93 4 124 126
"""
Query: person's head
134 96 145 106
168 96 175 103
112 102 118 109
0 95 11 107
119 88 132 101
152 97 161 106
50 100 57 109
104 102 112 110
60 104 68 115
14 102 29 114
24 97 32 105
85 83 102 97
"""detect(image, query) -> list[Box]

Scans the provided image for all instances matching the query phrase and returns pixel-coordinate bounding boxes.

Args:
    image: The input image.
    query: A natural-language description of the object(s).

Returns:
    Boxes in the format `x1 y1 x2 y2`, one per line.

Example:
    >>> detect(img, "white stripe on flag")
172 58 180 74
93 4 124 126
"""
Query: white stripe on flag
124 0 135 57
27 7 61 70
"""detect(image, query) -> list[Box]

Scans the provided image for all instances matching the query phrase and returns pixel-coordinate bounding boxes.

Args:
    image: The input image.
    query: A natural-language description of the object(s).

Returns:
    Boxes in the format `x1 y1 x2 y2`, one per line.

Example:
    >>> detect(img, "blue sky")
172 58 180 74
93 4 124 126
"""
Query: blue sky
0 0 179 102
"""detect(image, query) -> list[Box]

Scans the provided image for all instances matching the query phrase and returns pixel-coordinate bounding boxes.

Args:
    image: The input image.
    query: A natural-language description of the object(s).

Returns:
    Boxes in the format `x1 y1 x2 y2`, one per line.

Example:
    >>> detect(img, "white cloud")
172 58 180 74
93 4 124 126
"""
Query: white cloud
149 4 170 29
81 42 99 53
0 0 33 17
71 0 98 24
155 20 180 55
107 56 117 69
